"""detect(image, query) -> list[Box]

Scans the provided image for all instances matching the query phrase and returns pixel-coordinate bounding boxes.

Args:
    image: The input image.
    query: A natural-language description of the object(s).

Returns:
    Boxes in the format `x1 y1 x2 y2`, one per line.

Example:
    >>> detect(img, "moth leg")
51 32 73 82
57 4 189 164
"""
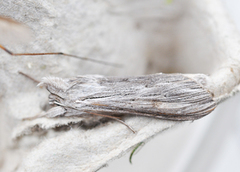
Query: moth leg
87 112 136 133
22 111 46 120
23 106 66 120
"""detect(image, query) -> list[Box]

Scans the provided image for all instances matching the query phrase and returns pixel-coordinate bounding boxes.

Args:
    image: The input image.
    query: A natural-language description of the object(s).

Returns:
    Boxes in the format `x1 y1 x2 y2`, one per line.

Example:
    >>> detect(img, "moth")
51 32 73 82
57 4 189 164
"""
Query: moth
38 73 216 132
0 16 216 133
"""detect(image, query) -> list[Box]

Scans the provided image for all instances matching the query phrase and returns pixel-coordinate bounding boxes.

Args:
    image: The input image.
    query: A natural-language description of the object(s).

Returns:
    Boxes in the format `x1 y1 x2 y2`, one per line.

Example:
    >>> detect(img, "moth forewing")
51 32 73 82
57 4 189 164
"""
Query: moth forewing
39 73 216 131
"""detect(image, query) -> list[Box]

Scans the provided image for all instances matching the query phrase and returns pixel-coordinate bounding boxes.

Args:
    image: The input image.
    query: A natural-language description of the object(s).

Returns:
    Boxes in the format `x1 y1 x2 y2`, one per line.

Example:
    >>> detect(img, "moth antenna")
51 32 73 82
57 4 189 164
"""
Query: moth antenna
18 71 40 83
0 44 122 67
86 111 136 133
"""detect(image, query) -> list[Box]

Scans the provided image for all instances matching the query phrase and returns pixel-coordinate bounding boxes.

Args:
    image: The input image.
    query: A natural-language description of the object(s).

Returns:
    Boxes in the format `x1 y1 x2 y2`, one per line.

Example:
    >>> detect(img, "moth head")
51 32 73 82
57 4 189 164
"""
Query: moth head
38 76 70 95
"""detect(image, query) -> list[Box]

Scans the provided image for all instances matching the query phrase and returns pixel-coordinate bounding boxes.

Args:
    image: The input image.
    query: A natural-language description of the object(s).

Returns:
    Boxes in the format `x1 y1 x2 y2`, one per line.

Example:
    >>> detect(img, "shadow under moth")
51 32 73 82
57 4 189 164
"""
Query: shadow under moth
38 73 216 132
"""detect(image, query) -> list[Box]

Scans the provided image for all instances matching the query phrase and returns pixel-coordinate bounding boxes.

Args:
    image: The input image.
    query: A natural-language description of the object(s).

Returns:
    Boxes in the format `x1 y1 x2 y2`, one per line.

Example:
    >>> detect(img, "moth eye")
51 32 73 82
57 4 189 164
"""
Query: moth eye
48 94 63 105
40 102 52 111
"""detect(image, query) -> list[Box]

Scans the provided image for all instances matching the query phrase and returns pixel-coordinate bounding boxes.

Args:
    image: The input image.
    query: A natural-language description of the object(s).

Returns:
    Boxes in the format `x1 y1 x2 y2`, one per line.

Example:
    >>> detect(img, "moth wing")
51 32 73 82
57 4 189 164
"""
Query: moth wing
79 74 216 121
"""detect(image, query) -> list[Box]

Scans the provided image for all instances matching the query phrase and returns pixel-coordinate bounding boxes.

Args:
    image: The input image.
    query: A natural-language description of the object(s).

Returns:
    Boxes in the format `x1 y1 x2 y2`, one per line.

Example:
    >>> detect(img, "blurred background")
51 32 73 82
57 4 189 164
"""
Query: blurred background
101 0 240 171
